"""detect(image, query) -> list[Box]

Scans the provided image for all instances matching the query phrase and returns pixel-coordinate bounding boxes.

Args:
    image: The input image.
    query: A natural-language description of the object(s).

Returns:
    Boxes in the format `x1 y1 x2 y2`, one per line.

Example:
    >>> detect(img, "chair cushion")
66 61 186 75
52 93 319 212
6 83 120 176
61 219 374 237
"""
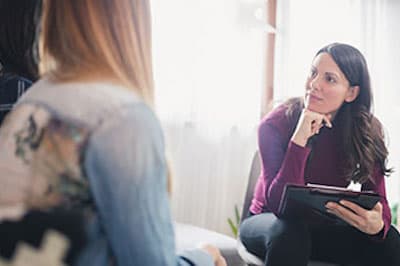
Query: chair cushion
174 222 245 266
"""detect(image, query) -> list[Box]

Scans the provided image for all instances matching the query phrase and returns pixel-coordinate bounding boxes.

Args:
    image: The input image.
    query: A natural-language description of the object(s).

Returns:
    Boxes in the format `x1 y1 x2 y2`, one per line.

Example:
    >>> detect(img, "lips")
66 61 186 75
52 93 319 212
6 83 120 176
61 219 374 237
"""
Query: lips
307 93 323 101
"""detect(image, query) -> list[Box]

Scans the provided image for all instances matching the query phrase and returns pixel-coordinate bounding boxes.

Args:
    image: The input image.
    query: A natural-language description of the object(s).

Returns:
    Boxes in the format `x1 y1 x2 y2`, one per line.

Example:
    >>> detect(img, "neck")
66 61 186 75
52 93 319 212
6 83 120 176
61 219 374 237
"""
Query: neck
329 109 339 121
46 67 123 86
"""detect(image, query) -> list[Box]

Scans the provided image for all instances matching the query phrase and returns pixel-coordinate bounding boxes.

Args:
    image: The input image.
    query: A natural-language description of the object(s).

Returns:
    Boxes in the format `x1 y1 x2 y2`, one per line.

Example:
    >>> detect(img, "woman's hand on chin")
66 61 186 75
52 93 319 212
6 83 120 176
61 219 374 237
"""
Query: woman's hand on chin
291 109 332 147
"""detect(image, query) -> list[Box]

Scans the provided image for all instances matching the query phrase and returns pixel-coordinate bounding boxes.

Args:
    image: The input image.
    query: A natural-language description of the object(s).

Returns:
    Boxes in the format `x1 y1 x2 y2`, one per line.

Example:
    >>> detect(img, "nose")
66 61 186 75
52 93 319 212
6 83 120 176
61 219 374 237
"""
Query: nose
309 74 322 91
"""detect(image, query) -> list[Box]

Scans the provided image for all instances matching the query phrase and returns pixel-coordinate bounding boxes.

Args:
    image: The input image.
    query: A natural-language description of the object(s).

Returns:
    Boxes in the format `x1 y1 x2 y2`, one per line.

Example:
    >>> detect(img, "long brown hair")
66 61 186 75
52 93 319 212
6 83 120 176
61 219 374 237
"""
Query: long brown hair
40 0 173 193
40 0 154 106
286 43 392 184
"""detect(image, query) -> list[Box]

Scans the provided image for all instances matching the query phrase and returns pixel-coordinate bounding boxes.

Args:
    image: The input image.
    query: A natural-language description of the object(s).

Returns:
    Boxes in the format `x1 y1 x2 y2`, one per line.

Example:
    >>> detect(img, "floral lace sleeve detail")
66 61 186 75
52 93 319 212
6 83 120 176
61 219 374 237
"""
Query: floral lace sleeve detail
0 103 92 221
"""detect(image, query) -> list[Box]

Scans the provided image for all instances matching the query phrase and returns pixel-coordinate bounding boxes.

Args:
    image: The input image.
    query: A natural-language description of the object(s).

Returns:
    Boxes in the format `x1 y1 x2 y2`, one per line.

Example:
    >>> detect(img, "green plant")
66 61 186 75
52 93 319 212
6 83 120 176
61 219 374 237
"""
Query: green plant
391 203 398 226
227 205 241 238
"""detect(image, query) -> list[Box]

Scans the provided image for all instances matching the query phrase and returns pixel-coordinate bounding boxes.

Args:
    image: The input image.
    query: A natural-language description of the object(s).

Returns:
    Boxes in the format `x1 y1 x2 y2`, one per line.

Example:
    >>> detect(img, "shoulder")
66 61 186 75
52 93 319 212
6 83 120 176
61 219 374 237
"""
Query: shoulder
86 102 165 166
262 102 289 124
18 78 144 127
83 102 166 197
20 78 140 104
93 102 162 140
259 98 301 135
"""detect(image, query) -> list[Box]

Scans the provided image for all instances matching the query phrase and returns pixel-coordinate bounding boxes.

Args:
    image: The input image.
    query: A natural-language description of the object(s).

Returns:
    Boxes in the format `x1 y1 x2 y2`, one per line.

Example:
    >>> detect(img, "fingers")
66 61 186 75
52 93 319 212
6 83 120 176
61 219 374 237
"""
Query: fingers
326 201 363 228
325 201 384 235
199 244 226 266
322 114 333 128
339 200 383 217
217 256 227 266
311 121 325 134
314 113 332 129
373 201 383 212
305 109 332 130
310 116 330 134
338 200 368 217
291 109 333 147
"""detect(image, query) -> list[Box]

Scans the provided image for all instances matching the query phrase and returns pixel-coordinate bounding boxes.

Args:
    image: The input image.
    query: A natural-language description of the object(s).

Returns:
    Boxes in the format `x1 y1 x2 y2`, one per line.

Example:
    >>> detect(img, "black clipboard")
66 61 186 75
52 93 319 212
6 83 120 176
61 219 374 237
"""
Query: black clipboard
278 183 381 224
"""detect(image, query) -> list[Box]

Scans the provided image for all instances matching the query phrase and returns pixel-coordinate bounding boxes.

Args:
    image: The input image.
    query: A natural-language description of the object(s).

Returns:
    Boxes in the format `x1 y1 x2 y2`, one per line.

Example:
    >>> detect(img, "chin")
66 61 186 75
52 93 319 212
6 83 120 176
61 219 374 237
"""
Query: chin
304 96 335 114
307 105 337 116
305 102 324 114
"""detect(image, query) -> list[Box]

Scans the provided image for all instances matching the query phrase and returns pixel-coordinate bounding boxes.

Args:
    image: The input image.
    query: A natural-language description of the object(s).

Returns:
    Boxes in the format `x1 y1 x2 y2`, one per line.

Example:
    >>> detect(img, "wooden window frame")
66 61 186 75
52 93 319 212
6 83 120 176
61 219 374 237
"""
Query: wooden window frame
261 0 277 118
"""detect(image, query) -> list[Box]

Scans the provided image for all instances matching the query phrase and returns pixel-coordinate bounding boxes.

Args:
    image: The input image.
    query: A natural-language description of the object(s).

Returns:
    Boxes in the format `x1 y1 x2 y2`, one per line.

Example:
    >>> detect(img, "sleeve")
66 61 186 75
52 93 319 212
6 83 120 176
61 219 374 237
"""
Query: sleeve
84 104 214 266
258 120 311 214
363 166 392 240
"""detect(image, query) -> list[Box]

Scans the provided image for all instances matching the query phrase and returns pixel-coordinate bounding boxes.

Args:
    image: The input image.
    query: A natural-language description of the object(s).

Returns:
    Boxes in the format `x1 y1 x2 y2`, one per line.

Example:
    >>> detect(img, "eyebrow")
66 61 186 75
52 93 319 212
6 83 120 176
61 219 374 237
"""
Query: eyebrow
325 72 340 79
311 66 341 80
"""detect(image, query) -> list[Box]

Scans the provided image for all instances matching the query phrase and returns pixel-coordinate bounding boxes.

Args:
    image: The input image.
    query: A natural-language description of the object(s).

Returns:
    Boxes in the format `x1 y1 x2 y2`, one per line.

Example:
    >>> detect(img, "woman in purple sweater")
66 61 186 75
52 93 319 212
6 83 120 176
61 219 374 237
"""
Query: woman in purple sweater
239 43 400 266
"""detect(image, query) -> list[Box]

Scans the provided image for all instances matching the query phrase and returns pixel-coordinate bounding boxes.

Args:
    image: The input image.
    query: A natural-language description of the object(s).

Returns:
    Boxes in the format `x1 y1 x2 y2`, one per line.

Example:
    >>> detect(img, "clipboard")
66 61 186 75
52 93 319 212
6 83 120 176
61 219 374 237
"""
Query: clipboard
277 183 381 224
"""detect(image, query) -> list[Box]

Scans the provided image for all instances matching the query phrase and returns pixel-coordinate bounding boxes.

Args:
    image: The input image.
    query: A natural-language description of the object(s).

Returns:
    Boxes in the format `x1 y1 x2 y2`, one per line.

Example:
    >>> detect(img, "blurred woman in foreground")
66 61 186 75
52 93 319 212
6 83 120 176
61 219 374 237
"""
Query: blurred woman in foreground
0 0 225 265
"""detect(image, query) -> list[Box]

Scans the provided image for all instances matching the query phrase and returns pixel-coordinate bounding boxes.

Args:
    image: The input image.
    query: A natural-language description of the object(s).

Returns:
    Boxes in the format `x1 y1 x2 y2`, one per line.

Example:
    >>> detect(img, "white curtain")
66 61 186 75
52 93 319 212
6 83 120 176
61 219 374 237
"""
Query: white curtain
275 0 400 205
151 0 266 235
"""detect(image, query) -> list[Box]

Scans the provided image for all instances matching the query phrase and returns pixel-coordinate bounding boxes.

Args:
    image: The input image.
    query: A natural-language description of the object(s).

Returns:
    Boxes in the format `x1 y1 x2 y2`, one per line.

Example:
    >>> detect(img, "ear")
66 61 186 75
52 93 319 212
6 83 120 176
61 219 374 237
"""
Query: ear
344 85 360 103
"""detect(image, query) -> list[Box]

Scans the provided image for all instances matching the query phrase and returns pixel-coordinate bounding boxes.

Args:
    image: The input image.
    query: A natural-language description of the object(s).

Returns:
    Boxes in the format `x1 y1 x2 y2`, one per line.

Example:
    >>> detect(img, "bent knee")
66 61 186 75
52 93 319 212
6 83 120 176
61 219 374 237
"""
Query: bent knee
240 213 309 245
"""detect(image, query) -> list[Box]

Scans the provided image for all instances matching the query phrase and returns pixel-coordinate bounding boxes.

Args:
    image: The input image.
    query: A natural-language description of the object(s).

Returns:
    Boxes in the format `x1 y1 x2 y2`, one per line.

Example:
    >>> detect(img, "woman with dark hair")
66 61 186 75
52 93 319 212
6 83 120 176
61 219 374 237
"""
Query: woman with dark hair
239 43 400 266
0 0 42 125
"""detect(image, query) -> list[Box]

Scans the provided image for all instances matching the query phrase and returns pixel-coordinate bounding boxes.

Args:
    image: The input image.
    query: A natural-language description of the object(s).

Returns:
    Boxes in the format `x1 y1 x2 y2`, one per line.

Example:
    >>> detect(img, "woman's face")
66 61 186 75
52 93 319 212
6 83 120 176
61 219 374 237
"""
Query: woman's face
305 52 358 115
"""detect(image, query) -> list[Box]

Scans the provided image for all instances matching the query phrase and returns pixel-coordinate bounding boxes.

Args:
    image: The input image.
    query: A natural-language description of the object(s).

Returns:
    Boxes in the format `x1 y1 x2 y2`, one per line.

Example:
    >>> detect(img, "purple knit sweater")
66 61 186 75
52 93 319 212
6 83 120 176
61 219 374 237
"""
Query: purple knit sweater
250 103 391 238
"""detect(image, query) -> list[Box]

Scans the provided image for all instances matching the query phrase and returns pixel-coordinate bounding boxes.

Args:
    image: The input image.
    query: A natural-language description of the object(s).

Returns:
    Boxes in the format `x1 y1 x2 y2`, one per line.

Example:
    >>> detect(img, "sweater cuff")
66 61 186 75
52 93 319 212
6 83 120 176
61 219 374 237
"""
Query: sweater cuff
381 218 391 240
282 141 311 183
288 140 311 154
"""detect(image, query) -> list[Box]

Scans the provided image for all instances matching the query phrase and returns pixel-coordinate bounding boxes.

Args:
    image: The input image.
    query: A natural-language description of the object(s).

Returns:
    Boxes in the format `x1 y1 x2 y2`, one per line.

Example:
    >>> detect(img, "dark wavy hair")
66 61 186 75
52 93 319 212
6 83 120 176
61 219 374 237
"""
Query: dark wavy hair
286 43 392 184
0 0 42 81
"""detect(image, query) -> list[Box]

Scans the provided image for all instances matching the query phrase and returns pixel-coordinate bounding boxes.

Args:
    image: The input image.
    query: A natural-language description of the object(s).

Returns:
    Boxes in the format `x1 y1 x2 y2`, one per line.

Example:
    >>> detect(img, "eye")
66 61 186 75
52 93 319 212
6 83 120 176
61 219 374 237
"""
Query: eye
325 74 337 83
309 68 317 78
